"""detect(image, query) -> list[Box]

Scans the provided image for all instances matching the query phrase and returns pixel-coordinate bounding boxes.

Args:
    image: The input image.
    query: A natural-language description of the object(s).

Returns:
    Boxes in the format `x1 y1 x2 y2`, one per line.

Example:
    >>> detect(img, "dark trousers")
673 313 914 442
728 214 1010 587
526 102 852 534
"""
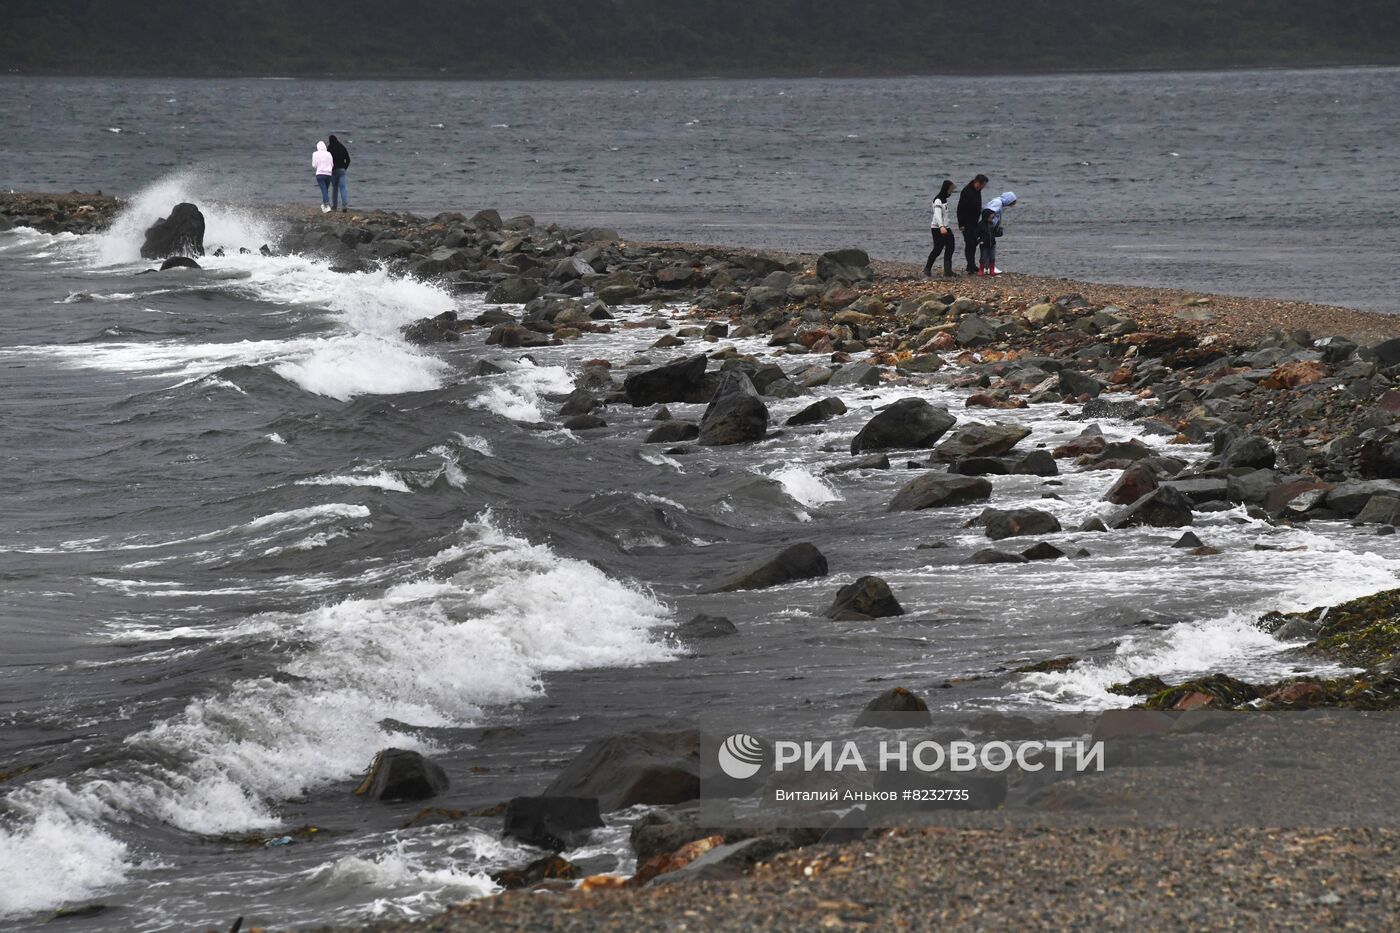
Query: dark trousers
923 228 955 274
960 225 978 272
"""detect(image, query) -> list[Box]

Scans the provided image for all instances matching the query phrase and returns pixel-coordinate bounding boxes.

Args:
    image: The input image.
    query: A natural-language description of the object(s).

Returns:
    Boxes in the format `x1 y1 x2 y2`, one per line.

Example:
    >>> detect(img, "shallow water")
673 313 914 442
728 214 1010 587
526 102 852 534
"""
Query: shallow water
3 68 1400 310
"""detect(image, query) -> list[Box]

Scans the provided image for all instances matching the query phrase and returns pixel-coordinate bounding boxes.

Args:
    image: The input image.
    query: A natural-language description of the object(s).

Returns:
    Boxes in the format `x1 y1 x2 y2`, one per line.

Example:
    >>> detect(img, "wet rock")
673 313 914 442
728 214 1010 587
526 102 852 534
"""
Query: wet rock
824 453 891 474
1082 397 1148 420
485 276 541 305
503 797 605 850
1079 516 1109 532
558 389 600 417
1355 495 1400 525
825 576 904 620
543 730 702 811
1226 469 1280 505
934 422 1032 460
1108 486 1195 528
353 749 449 802
970 548 1029 564
402 310 461 344
982 507 1062 541
1056 369 1103 399
896 353 945 374
742 285 787 313
644 421 700 444
1326 480 1400 517
1013 450 1059 477
563 414 606 431
676 614 738 640
140 202 205 259
854 686 930 727
1220 435 1276 470
159 255 200 270
1164 477 1231 505
850 398 956 454
623 354 710 405
702 543 829 593
698 371 768 446
948 457 1010 476
888 474 993 512
1105 462 1159 505
816 248 872 282
786 396 847 426
828 362 882 387
1021 542 1066 561
492 855 578 890
1173 531 1205 548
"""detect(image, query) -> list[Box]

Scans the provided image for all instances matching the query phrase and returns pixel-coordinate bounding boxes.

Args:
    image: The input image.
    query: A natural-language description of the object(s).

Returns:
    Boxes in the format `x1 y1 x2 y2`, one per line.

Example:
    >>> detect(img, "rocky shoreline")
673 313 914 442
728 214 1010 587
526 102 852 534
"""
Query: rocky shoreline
8 192 1400 929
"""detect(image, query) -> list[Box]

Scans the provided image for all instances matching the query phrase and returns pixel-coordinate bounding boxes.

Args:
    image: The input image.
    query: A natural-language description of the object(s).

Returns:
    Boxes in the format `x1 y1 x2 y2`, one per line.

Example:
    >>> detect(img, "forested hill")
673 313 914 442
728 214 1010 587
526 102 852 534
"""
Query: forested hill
5 0 1400 78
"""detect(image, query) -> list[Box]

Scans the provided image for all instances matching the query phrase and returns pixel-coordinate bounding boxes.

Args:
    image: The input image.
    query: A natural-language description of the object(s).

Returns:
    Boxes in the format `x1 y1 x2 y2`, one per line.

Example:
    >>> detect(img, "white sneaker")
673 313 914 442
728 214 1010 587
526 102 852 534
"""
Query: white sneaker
320 204 331 213
991 267 1003 276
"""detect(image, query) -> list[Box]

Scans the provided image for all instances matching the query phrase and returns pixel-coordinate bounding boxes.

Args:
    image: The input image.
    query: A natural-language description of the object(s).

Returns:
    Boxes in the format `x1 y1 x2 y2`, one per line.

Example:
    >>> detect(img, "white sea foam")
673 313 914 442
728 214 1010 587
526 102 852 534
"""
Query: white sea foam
296 471 412 493
1 516 671 917
0 813 130 917
468 362 575 422
769 465 842 508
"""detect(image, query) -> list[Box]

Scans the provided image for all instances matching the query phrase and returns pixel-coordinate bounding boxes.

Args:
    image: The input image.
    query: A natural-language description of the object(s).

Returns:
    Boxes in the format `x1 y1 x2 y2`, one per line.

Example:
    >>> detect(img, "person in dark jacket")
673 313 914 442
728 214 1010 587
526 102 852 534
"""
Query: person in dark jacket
956 173 988 275
327 135 351 212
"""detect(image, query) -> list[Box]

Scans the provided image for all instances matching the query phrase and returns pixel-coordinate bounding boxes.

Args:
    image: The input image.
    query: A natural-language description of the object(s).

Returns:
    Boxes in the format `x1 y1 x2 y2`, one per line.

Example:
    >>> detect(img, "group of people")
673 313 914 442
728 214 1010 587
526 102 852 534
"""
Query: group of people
923 174 1018 277
311 136 351 213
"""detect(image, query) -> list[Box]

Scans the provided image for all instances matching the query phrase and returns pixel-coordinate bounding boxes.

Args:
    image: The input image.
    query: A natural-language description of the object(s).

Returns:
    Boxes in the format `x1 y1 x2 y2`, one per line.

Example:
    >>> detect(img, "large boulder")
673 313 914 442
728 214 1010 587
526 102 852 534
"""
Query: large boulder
352 749 449 802
503 797 604 850
816 248 872 282
854 687 931 728
1326 480 1400 517
825 576 904 620
935 423 1032 460
786 397 847 427
850 399 956 454
1056 369 1104 399
1108 486 1195 528
485 277 541 305
702 543 829 593
981 508 1062 541
888 474 993 512
1105 462 1159 504
1220 435 1276 470
623 354 710 405
698 371 768 446
644 421 700 444
543 731 703 812
140 202 205 259
402 311 461 344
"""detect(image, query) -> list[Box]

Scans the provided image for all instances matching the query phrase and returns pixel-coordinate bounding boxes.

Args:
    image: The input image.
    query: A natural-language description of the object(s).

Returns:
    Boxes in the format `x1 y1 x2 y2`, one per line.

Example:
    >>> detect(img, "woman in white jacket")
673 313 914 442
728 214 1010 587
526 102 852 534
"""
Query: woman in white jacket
922 179 956 277
311 141 334 213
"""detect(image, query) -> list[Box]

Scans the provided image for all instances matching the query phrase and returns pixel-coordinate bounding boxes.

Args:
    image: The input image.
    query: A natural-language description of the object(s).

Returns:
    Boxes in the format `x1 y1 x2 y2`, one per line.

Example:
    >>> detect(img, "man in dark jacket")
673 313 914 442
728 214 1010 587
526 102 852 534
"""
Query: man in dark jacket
327 135 351 212
957 174 988 275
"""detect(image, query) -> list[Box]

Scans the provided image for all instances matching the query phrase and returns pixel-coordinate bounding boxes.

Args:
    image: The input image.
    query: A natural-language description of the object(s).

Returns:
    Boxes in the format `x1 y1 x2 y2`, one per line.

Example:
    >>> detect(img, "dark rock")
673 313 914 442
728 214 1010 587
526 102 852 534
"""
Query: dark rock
935 422 1032 460
623 354 710 405
1325 480 1400 517
1057 369 1103 398
982 508 1062 540
1164 477 1231 505
403 311 461 344
949 457 1011 476
486 277 542 305
889 474 993 512
786 397 848 426
1355 495 1400 525
850 398 956 454
1220 435 1276 470
542 730 702 811
644 421 700 444
1012 450 1059 477
1105 462 1159 505
703 543 829 593
816 248 872 282
1173 532 1205 548
825 576 904 620
698 371 768 446
563 414 606 430
158 255 200 270
558 389 600 417
828 362 882 388
1108 486 1195 528
353 749 449 802
970 548 1029 564
854 686 930 727
491 855 578 890
1021 542 1066 561
676 614 738 640
140 202 205 259
503 797 604 850
1082 397 1148 419
955 315 998 347
824 454 892 474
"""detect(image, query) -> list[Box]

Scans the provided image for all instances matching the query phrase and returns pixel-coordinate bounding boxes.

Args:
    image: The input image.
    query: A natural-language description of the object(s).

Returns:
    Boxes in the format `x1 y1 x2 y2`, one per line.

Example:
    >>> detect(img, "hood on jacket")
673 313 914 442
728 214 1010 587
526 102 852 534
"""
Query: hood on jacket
986 192 1018 216
1000 191 1017 206
316 141 327 151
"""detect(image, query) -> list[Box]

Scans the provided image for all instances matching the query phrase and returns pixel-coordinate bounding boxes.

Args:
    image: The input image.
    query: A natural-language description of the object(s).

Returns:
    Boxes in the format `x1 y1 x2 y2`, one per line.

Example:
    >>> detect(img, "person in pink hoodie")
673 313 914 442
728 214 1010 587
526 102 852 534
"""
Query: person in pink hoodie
311 141 334 213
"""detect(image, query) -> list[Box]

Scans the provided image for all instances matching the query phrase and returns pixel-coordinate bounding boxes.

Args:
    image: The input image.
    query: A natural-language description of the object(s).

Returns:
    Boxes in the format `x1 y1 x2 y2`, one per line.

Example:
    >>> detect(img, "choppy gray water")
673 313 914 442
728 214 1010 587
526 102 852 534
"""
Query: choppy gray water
2 69 1400 931
3 68 1400 310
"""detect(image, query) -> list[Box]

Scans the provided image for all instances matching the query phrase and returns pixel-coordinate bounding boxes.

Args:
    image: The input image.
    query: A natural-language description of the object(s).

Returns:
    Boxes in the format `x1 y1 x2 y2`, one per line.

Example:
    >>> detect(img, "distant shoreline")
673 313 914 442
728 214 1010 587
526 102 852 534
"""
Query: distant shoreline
4 60 1399 83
